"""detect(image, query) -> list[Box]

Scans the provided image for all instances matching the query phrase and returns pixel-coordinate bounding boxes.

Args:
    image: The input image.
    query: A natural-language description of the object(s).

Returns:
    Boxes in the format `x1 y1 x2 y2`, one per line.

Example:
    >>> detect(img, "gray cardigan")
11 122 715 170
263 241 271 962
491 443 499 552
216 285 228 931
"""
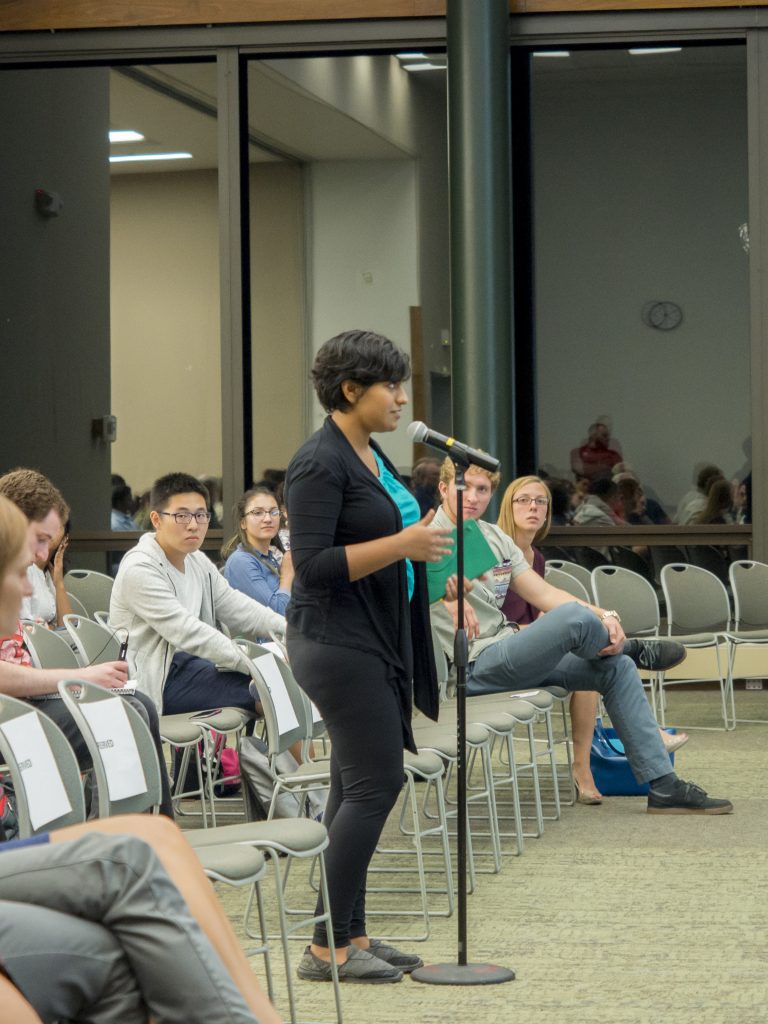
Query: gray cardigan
109 533 285 710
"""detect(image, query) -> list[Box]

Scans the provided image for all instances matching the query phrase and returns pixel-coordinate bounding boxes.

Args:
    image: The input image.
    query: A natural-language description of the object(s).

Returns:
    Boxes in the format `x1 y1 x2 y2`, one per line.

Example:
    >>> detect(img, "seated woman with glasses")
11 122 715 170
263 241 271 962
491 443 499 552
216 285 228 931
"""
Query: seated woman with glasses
497 476 687 806
222 487 293 623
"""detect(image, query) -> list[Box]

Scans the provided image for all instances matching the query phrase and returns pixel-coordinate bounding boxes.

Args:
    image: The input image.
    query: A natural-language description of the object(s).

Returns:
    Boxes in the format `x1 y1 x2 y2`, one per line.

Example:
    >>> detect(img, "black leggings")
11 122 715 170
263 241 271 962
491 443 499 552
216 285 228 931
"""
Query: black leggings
288 631 405 947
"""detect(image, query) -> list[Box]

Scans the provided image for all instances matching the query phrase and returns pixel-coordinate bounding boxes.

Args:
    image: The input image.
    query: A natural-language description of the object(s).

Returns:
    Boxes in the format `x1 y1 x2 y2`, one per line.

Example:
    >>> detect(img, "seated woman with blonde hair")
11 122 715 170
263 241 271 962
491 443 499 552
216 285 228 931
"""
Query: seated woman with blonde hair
0 492 281 1024
497 475 687 805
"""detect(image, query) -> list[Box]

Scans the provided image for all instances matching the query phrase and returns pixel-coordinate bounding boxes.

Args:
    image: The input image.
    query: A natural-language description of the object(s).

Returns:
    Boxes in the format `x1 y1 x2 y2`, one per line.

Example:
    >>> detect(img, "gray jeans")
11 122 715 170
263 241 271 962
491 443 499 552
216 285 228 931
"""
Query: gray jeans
0 832 259 1024
467 603 671 783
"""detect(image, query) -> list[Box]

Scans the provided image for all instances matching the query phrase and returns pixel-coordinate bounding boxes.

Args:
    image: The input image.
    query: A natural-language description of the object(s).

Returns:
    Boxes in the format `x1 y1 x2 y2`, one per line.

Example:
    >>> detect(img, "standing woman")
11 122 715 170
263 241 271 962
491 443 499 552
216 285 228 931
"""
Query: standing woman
497 475 687 805
286 330 452 983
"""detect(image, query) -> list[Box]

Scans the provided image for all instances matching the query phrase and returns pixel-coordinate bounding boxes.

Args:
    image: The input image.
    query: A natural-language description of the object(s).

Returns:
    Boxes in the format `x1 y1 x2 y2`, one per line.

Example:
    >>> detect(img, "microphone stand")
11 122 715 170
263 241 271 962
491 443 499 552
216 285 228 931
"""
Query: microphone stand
411 460 515 986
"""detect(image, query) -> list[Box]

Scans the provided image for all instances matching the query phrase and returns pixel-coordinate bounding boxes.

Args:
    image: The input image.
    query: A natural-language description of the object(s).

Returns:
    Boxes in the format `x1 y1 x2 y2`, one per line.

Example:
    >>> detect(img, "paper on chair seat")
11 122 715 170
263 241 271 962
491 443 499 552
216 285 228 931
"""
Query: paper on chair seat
79 698 148 802
260 641 286 661
1 712 72 830
255 653 299 734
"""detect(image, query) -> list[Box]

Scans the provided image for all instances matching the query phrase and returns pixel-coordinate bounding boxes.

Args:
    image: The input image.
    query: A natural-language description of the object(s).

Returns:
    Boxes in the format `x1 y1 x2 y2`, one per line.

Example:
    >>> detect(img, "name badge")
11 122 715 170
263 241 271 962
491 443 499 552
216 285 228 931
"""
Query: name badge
491 560 513 607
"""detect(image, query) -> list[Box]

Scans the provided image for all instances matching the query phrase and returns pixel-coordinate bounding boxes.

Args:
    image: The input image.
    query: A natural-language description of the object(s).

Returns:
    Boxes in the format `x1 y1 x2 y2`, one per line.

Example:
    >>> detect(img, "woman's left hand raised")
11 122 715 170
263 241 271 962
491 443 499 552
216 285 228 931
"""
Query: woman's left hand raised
399 509 454 562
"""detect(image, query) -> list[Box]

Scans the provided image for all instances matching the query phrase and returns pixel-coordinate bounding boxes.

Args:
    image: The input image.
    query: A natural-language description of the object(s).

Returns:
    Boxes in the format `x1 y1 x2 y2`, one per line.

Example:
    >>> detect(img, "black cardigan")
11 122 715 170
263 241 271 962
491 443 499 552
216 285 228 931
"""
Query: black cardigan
285 416 439 751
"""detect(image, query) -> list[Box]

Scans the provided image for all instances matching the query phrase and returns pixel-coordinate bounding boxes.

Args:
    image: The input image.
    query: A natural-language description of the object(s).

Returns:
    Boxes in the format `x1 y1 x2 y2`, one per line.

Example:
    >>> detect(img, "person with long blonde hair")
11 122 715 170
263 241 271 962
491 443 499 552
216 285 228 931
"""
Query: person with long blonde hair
497 475 688 804
0 492 282 1024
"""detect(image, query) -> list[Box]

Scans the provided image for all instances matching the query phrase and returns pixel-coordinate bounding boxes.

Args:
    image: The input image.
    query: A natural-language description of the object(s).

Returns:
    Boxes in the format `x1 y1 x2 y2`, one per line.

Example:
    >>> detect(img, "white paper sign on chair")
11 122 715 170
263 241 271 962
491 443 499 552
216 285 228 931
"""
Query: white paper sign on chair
255 653 300 734
1 712 72 830
260 643 322 723
79 698 148 802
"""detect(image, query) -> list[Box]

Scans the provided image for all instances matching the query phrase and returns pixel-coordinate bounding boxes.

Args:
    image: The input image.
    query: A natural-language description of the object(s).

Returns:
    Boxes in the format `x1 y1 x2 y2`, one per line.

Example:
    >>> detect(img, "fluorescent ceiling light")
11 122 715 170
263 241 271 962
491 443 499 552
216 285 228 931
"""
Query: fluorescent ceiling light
397 52 426 59
109 129 144 143
109 152 193 163
533 51 570 58
628 47 682 55
402 63 445 72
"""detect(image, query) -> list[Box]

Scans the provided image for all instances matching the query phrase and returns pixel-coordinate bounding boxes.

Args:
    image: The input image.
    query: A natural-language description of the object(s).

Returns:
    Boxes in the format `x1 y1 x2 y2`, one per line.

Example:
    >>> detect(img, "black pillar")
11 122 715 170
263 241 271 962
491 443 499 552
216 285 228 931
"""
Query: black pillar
447 0 514 487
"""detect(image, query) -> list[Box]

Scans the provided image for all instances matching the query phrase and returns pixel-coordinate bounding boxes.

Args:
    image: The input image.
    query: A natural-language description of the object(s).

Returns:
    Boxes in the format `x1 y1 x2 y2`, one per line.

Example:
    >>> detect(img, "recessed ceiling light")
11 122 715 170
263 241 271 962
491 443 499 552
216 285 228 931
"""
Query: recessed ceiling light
109 152 193 163
532 51 571 58
109 130 145 143
402 63 445 72
628 47 682 56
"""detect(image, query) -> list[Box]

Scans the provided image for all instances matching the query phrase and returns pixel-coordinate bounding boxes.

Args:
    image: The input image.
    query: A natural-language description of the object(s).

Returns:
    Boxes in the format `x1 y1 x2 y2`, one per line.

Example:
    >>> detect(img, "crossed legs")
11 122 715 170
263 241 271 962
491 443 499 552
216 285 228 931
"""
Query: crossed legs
0 815 282 1024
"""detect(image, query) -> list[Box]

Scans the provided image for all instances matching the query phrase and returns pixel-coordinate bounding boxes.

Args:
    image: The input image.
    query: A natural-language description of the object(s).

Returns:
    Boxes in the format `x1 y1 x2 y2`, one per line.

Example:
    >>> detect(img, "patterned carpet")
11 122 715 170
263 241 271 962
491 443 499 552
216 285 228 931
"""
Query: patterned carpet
209 689 768 1024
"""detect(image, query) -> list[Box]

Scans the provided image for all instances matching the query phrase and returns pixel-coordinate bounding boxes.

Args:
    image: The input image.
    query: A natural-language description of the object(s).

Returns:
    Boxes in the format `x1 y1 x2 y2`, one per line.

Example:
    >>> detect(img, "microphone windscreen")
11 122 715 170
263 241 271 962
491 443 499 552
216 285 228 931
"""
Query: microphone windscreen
407 420 429 443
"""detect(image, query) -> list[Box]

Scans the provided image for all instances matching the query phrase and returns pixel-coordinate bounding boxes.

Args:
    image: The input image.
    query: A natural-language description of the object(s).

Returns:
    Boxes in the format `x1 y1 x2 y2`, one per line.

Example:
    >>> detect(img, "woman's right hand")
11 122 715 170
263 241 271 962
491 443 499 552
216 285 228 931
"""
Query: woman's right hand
399 509 453 562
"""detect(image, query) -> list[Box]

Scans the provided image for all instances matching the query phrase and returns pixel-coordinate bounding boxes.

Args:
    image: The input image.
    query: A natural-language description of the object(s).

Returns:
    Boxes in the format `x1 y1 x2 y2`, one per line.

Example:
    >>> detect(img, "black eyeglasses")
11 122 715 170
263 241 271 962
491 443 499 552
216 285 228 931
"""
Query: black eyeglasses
158 511 212 525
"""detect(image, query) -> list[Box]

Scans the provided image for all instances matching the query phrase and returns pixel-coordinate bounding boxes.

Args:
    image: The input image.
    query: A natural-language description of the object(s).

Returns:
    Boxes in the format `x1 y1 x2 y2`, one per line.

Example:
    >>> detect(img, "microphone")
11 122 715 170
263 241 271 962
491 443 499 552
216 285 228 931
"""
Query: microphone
407 421 500 473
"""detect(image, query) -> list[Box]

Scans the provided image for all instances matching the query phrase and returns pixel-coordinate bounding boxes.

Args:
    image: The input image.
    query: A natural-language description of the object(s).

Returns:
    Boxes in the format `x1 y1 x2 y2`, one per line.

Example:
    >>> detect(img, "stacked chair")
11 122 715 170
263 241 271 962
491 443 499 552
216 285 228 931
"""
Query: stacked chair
13 553 763 1022
54 681 341 1024
726 560 768 725
660 563 735 730
63 569 114 619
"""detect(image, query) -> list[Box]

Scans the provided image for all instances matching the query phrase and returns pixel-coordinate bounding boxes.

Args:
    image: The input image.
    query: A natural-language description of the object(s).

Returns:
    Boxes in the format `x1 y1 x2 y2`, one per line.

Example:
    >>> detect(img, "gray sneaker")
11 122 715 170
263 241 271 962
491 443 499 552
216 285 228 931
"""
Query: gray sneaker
368 939 424 973
623 638 686 672
647 778 733 815
296 945 403 983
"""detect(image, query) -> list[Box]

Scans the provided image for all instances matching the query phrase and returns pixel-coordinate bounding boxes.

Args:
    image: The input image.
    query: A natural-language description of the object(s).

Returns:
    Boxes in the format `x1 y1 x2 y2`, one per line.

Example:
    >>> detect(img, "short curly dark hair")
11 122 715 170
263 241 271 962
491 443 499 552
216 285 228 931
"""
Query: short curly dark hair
311 330 411 412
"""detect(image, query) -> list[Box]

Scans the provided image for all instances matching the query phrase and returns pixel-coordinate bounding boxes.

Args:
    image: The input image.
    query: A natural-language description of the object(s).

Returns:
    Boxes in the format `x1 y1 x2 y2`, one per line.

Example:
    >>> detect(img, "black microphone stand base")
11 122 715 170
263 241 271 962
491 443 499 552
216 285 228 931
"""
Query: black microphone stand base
411 963 516 986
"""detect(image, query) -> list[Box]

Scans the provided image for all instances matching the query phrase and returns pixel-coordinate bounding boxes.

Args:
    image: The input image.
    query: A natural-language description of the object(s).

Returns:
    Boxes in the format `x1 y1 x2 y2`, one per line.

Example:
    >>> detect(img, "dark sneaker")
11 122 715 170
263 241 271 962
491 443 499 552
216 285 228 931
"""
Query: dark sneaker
647 778 733 815
296 945 403 983
623 638 686 672
367 939 424 973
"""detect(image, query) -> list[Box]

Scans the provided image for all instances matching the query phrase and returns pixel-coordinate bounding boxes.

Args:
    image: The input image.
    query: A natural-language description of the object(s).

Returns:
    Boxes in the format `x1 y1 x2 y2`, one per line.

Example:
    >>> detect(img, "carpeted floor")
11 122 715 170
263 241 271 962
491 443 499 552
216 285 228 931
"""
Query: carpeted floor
209 689 768 1024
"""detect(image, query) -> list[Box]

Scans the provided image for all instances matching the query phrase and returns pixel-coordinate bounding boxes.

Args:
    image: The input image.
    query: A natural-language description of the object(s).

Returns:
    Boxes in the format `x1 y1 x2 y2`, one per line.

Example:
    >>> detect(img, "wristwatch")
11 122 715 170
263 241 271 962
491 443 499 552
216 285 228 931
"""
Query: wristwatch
600 610 621 624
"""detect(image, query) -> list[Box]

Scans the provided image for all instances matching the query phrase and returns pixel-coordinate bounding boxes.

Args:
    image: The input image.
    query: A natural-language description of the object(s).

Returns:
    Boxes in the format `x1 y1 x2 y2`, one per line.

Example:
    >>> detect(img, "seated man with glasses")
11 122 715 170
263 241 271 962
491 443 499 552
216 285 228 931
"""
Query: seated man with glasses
428 458 733 816
110 472 286 718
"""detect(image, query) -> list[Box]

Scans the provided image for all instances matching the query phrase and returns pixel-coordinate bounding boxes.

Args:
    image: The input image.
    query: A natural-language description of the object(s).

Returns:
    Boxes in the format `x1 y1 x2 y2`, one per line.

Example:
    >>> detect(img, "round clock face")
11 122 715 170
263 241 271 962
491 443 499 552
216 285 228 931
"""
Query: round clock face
644 301 683 331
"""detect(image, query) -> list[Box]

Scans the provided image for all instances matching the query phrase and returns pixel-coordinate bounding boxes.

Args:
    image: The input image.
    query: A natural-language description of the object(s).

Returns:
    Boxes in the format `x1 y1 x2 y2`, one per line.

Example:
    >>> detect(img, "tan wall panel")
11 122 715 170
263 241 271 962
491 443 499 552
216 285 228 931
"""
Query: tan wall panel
110 163 307 498
248 162 307 483
2 0 765 33
110 169 222 495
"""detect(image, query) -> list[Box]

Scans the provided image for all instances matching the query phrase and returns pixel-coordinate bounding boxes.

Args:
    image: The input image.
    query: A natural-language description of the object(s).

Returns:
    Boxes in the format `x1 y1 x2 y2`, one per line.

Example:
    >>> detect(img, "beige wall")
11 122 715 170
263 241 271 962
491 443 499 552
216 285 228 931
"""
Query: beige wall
111 163 307 498
249 162 308 478
110 169 222 495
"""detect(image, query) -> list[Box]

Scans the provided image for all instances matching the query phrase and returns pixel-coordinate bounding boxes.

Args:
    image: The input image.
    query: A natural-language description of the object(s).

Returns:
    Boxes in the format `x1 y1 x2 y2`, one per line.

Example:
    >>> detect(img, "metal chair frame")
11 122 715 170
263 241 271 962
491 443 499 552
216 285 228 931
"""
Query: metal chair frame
58 679 342 1024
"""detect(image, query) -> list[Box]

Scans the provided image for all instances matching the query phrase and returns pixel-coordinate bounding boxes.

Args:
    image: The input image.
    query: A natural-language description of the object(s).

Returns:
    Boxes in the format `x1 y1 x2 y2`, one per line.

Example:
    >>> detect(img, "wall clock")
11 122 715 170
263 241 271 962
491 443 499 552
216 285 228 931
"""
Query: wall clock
642 300 683 331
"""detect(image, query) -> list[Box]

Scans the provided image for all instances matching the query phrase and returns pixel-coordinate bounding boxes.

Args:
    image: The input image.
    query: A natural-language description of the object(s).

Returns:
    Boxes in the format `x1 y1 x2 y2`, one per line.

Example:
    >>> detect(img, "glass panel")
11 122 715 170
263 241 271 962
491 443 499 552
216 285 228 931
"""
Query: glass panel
110 62 221 531
243 53 449 500
531 44 749 574
0 65 114 536
0 60 221 570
